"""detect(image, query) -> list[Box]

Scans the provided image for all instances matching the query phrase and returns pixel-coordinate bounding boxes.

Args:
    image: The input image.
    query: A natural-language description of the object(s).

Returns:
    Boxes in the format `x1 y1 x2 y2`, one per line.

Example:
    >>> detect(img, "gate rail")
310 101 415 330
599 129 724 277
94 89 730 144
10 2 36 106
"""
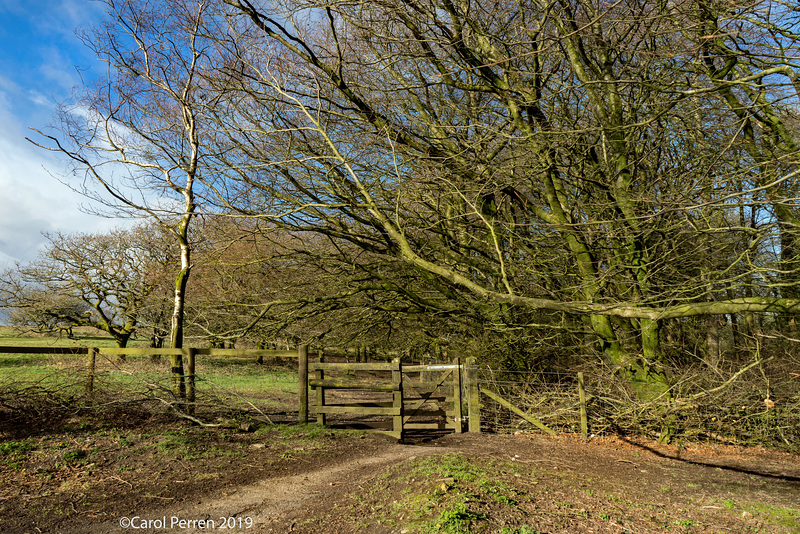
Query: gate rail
305 356 480 440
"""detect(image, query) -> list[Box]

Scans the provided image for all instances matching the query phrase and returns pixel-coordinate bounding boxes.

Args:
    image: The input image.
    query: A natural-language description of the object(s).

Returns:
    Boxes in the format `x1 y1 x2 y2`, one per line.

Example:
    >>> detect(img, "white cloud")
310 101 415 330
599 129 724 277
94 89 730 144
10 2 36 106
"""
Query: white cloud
0 85 120 269
0 0 188 271
0 0 123 270
27 90 49 107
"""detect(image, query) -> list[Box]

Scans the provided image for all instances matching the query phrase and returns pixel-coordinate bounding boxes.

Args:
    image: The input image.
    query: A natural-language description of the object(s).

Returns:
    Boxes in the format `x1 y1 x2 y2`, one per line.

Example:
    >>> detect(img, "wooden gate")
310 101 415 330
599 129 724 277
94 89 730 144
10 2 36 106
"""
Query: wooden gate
401 359 464 434
308 357 477 440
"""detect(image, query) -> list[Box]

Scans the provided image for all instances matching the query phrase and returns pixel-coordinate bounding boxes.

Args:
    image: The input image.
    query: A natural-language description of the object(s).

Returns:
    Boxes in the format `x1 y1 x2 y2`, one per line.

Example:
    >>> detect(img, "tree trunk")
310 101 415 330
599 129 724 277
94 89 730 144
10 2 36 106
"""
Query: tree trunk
169 259 190 402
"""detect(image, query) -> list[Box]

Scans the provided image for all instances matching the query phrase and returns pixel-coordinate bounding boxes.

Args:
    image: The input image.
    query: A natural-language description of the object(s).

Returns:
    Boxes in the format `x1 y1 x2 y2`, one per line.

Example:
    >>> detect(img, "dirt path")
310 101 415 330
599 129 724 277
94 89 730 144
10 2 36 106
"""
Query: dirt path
78 440 452 534
7 429 800 533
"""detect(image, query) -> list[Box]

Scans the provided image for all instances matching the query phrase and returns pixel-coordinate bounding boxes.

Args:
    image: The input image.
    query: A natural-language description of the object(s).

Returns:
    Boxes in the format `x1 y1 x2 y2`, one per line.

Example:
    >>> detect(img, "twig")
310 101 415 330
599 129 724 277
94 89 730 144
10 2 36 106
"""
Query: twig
689 357 772 401
106 475 133 489
191 376 274 425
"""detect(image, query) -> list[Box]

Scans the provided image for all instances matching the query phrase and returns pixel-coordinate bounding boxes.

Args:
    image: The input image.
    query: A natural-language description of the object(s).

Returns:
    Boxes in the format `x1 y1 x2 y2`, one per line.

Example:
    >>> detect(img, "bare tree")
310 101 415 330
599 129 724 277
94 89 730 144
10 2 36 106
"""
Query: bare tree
182 218 454 354
0 226 169 347
202 0 800 398
30 0 217 397
27 0 800 405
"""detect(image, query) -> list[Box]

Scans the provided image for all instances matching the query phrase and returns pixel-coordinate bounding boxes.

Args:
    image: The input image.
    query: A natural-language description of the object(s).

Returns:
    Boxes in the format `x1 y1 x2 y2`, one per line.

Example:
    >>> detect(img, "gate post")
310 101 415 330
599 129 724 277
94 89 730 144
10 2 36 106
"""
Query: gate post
298 345 308 424
466 357 480 433
187 348 197 415
452 357 463 433
85 347 98 397
316 351 326 426
578 372 588 441
392 358 403 440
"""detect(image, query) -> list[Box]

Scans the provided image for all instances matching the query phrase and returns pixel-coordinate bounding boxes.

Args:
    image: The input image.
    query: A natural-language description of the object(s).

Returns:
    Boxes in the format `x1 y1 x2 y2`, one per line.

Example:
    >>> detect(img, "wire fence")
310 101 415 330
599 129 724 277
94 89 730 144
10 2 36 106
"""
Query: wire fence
477 356 800 453
0 347 303 429
2 344 798 452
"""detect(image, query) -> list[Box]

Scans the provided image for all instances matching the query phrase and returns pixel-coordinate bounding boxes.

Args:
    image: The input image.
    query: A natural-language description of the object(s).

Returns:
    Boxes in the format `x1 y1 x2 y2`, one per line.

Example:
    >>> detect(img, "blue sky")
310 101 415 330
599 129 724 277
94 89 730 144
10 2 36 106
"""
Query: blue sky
0 0 118 268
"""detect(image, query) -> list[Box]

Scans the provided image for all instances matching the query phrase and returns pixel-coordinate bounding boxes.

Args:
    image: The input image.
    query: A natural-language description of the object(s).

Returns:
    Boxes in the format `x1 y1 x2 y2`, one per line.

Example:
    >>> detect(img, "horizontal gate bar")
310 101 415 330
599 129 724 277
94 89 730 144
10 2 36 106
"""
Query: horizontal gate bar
404 364 461 371
310 362 398 371
0 346 88 355
316 406 400 415
309 378 398 391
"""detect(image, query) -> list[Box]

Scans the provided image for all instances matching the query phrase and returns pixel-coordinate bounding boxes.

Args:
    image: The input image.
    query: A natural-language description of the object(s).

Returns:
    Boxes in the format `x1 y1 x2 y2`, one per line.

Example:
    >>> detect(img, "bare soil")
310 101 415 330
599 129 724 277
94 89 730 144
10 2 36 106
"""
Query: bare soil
1 408 799 534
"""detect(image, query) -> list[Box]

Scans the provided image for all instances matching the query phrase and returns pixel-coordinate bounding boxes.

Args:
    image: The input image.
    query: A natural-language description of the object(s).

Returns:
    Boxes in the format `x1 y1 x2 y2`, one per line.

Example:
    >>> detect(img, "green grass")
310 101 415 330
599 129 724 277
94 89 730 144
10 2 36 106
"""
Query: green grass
0 328 299 414
741 503 800 529
0 326 138 350
0 326 142 381
154 429 207 461
199 367 297 395
0 440 37 464
359 454 527 533
429 500 485 533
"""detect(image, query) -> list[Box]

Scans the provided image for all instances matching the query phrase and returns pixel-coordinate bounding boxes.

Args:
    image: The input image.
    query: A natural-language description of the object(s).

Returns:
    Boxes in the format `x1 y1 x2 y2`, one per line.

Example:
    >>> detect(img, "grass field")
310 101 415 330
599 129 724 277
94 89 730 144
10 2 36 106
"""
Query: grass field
0 326 299 413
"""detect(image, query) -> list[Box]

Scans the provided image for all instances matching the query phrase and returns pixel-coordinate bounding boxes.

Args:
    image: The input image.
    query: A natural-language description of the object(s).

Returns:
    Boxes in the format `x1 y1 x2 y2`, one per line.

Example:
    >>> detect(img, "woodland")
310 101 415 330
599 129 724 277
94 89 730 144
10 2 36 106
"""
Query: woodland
1 0 799 421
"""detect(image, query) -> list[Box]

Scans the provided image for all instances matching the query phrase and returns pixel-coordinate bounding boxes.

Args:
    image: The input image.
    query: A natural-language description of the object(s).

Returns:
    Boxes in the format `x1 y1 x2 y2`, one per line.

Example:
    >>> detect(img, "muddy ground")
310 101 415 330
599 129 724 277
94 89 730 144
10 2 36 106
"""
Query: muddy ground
1 408 799 534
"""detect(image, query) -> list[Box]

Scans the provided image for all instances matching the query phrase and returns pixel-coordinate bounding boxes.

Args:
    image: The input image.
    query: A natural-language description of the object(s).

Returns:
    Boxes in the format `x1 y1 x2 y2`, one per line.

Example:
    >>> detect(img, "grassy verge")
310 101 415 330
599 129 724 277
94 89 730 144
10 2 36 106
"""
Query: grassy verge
341 452 800 533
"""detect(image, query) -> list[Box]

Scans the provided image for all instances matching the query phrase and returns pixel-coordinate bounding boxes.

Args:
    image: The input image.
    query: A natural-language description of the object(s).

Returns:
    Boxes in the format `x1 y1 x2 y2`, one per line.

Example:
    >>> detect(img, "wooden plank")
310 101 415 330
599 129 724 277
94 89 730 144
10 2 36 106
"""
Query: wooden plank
0 346 88 355
404 364 461 372
195 348 298 358
308 379 398 391
100 348 178 356
392 358 404 440
452 357 463 433
315 353 325 426
330 401 394 408
578 372 588 441
315 405 400 416
310 362 395 372
186 348 197 415
85 348 97 396
93 347 297 358
0 346 297 358
480 387 556 436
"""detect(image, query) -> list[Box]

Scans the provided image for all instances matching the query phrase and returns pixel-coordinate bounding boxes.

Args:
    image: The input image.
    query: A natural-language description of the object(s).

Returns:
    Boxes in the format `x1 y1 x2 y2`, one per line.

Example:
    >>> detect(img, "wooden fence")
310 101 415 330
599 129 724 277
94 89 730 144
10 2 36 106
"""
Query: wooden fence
7 345 789 448
4 345 572 441
0 345 303 416
2 346 483 439
301 355 481 440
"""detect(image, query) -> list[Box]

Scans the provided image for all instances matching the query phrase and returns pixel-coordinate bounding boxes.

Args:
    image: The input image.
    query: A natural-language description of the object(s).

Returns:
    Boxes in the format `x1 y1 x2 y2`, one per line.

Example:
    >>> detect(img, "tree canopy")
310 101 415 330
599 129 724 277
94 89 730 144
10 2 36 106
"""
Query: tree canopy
29 0 800 397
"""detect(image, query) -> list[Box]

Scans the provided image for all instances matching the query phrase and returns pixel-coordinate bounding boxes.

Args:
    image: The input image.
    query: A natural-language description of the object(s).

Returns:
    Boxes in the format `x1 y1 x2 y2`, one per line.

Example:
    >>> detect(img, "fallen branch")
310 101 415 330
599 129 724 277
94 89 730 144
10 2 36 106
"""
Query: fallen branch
688 357 773 401
480 387 556 436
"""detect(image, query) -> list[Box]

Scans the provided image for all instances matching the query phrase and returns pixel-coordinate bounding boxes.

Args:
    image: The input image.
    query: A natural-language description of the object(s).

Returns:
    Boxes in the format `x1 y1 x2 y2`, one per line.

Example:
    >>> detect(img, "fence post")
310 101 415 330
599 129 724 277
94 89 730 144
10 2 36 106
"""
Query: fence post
316 351 326 426
298 345 309 424
187 348 197 415
452 357 463 433
578 372 588 441
392 358 404 440
85 347 98 396
466 357 480 433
